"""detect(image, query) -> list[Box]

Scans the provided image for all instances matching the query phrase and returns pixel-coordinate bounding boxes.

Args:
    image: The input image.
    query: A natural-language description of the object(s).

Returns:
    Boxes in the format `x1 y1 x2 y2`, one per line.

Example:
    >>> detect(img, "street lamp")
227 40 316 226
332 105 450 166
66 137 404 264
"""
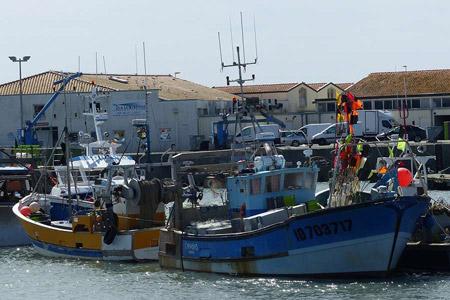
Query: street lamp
9 55 31 130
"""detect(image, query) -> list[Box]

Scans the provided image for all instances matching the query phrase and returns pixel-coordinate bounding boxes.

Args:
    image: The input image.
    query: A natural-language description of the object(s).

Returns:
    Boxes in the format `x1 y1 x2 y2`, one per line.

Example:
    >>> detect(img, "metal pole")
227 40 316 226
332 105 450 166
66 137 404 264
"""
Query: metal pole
19 60 24 130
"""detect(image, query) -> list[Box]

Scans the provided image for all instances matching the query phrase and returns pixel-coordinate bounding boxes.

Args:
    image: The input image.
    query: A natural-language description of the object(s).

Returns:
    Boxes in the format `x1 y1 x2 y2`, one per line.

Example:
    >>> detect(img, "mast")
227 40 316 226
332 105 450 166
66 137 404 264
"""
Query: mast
218 13 258 159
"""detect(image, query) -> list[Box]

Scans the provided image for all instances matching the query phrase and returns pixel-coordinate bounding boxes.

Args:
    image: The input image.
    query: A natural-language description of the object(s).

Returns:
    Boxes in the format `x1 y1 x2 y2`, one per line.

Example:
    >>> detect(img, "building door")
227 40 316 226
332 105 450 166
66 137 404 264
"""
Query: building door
35 127 59 147
434 115 450 126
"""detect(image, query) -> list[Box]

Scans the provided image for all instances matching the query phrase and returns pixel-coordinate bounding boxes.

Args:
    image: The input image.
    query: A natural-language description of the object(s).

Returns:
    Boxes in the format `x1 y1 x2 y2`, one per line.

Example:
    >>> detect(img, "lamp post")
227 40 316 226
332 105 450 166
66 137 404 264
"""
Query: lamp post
9 55 31 130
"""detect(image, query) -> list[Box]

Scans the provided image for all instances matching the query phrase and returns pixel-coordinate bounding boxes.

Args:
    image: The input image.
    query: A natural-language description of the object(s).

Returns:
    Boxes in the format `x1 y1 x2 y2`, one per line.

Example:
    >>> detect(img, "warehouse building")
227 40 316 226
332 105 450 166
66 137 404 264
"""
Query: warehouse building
0 71 233 151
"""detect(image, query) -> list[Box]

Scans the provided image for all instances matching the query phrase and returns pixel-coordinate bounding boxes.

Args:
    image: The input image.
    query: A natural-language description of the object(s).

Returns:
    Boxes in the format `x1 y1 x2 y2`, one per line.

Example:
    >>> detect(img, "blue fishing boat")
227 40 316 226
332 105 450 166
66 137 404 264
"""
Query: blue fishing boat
159 92 431 277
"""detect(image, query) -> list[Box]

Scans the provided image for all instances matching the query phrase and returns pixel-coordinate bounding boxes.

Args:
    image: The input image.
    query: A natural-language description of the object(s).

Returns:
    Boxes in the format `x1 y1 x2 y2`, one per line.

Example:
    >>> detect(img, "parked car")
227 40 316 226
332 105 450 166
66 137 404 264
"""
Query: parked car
311 122 363 145
376 125 427 142
235 124 281 144
280 130 307 146
299 123 332 143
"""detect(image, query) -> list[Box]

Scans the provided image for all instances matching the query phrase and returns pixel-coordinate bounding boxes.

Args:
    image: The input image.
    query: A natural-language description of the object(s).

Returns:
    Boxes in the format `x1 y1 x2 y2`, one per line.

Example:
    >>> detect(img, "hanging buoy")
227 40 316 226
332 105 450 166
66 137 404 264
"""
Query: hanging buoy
20 206 32 217
398 167 413 187
29 202 40 213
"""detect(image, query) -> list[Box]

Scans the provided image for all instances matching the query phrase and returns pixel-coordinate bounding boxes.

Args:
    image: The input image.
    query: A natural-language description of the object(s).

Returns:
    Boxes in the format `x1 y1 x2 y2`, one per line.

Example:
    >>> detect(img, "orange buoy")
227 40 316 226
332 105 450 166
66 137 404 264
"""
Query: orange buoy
398 167 413 187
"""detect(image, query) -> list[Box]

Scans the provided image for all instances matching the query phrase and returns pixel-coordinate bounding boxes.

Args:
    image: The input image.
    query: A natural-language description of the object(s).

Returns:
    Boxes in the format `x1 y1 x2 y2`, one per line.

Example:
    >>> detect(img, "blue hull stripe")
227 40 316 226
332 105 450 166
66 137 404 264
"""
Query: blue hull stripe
32 240 102 258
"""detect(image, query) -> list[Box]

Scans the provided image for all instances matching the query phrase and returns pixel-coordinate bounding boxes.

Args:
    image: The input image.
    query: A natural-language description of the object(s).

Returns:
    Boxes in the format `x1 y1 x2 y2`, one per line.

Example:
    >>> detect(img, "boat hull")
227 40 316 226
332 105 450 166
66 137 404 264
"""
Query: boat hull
159 196 429 277
12 203 161 261
0 203 31 246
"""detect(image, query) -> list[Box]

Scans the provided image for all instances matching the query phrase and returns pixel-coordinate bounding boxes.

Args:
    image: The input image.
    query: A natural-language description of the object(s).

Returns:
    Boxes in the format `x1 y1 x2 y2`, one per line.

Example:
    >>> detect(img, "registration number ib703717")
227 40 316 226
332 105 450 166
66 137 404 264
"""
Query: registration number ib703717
293 219 353 241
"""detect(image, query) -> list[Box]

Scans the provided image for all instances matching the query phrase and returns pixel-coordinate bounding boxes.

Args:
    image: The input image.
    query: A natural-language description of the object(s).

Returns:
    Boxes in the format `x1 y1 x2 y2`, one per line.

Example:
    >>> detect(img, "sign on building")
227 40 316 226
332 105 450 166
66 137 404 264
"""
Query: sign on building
111 101 146 116
160 128 172 141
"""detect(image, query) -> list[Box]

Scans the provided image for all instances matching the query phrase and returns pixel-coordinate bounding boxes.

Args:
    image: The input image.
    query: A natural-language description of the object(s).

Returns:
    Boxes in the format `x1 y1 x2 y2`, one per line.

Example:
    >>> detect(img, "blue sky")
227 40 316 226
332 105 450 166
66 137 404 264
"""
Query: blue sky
1 0 449 87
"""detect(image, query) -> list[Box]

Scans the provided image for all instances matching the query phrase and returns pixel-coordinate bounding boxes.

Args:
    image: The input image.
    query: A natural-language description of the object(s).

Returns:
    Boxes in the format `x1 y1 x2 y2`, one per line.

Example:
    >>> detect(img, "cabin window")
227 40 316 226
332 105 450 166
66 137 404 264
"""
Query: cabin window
250 178 261 195
284 172 304 190
375 101 383 109
303 174 314 189
411 99 420 109
265 175 280 192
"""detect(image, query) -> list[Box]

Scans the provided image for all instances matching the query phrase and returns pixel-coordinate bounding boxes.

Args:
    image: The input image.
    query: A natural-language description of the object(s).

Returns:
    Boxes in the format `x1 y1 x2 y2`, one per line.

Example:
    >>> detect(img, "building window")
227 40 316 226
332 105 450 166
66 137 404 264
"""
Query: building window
268 99 272 104
432 98 442 108
443 97 450 108
318 103 326 112
89 102 101 112
384 100 392 110
420 98 430 108
299 88 307 107
326 103 336 112
374 101 383 109
363 101 372 110
327 88 336 99
33 104 45 118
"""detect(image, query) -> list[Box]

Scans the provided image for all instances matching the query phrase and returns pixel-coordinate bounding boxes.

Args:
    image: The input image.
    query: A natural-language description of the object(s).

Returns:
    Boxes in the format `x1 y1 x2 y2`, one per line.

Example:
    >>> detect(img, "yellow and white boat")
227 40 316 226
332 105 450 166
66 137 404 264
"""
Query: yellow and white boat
13 164 175 261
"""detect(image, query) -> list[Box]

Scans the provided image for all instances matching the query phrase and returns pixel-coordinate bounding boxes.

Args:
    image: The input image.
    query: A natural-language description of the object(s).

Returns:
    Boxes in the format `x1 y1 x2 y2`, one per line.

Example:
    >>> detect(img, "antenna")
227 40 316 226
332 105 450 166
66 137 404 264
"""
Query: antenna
103 56 107 74
240 12 246 66
143 42 148 87
229 16 235 62
135 44 139 75
218 32 224 71
253 14 258 62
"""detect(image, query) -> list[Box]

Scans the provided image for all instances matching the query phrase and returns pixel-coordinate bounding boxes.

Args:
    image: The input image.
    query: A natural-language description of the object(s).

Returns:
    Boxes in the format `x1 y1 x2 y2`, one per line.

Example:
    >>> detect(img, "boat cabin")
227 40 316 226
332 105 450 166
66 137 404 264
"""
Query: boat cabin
227 158 318 217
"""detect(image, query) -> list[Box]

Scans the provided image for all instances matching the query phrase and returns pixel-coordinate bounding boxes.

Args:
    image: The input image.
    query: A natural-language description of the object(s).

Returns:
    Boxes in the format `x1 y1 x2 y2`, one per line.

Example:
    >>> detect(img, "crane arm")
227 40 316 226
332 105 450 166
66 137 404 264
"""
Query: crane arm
26 72 82 129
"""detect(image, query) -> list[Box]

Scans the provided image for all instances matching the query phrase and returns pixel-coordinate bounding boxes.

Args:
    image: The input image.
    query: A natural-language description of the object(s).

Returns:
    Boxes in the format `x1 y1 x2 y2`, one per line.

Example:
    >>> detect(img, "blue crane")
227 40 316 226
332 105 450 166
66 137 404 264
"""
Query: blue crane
19 72 82 145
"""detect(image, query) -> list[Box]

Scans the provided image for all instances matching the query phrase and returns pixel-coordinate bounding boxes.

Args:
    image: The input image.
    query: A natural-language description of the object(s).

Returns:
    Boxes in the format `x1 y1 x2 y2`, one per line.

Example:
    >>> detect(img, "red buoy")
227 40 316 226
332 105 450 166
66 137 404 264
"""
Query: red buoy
398 167 413 187
19 206 32 217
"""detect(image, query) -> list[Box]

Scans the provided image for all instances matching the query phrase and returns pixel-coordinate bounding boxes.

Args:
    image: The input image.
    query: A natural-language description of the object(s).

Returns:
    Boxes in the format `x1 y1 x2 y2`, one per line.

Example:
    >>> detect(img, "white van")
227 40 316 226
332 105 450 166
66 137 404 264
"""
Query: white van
235 124 281 143
311 123 363 145
299 123 332 143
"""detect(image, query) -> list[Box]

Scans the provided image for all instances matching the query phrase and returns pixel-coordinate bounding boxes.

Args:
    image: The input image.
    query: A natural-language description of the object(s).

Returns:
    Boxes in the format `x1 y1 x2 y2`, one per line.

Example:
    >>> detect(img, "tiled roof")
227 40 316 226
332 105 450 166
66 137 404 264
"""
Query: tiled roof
348 69 450 98
214 83 299 94
0 71 234 101
215 82 353 94
306 83 327 91
0 71 114 95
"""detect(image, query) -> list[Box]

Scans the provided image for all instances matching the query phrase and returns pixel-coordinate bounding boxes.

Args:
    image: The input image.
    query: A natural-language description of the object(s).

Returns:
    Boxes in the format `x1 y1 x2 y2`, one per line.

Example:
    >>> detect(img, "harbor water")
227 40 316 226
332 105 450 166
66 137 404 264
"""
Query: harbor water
1 185 449 300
